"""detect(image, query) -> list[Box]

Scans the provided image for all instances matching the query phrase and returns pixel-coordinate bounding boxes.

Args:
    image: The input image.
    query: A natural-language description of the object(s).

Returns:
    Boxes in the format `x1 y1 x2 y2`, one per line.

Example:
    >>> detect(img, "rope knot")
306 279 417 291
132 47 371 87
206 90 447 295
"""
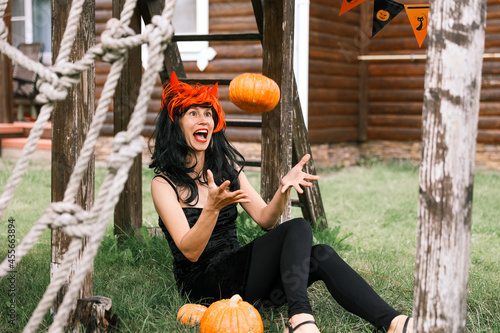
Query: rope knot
150 15 174 42
35 68 76 104
101 18 136 63
106 132 144 171
47 201 88 228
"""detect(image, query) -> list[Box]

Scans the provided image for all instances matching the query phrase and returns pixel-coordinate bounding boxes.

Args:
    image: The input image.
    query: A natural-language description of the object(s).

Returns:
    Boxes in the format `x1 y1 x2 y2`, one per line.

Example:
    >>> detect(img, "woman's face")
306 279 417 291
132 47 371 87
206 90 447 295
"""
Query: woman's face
178 106 215 153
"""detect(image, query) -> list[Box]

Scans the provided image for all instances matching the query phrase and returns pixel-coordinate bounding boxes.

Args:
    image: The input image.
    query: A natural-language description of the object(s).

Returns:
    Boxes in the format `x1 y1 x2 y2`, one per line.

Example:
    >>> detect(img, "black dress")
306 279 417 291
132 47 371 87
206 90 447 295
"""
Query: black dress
159 203 254 304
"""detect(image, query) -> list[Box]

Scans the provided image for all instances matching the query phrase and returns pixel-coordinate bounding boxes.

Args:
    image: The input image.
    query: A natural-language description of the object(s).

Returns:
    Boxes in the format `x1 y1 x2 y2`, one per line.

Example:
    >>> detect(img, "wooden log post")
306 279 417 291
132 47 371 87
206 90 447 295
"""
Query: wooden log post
70 296 118 332
51 0 95 316
414 1 487 332
0 0 13 123
261 0 295 223
112 0 143 241
291 77 328 230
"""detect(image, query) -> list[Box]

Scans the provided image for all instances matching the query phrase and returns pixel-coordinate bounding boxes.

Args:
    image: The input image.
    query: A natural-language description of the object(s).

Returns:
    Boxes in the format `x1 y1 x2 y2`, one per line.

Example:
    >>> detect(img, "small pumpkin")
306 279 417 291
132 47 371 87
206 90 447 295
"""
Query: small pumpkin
229 73 280 114
177 303 208 326
376 9 390 22
199 294 264 333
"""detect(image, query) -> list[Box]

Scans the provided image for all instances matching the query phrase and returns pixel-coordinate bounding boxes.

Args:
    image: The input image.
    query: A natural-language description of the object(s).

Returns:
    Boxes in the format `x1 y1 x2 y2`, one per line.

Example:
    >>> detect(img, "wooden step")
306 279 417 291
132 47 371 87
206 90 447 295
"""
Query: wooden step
179 78 232 85
0 122 52 156
245 160 261 167
11 121 52 138
1 137 52 150
0 123 24 136
173 33 262 42
226 118 262 128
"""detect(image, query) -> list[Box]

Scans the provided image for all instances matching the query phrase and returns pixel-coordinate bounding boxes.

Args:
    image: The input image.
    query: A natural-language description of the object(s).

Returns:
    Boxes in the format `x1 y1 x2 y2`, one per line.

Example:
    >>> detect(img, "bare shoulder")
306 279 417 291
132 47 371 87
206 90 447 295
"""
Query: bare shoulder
151 174 177 197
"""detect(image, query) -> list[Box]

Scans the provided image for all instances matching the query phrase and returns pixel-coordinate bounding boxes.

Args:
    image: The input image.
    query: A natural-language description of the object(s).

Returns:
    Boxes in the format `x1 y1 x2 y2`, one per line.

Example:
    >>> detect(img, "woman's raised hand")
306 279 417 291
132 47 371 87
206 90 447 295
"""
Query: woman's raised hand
206 169 250 211
280 154 320 194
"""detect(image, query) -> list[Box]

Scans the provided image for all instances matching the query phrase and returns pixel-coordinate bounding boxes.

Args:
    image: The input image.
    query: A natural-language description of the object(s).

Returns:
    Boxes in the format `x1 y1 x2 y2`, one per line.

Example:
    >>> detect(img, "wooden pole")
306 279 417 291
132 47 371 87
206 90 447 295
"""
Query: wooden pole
51 0 95 313
292 77 327 229
261 0 295 223
0 0 13 123
112 0 143 240
414 1 487 332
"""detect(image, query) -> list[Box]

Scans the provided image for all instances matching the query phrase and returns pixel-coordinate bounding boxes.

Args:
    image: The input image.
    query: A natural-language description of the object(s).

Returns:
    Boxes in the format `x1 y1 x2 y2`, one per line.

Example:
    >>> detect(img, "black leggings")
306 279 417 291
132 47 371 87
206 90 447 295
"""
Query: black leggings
244 218 401 331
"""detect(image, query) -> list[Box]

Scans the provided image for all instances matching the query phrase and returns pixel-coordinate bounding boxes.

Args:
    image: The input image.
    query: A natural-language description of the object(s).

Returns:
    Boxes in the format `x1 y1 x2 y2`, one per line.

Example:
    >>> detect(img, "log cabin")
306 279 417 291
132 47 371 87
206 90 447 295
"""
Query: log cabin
2 0 500 169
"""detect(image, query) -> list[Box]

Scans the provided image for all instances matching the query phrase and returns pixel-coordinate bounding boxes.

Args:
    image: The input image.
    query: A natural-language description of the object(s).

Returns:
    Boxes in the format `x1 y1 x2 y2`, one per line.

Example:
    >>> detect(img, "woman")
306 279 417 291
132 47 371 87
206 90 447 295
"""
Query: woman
149 72 413 333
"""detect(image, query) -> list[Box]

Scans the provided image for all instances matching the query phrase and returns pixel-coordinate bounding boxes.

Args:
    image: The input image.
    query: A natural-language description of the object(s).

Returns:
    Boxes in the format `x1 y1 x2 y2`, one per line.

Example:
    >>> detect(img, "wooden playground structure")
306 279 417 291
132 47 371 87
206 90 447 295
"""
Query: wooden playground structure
0 0 492 332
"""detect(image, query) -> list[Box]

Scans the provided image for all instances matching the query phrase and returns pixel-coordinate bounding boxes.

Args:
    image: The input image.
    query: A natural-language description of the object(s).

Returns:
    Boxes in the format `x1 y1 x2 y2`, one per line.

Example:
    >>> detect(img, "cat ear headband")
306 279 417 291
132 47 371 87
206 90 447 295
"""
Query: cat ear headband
160 71 226 133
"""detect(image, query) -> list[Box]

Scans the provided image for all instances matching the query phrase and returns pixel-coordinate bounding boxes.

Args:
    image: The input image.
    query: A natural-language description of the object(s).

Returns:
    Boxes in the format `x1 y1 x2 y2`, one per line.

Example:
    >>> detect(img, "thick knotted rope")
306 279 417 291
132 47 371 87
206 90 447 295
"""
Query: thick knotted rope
0 0 177 331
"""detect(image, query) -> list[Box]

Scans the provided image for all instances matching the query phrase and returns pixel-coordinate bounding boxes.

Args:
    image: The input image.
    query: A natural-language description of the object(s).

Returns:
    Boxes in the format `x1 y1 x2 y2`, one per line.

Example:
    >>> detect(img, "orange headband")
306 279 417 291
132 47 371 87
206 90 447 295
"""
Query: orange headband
161 71 226 133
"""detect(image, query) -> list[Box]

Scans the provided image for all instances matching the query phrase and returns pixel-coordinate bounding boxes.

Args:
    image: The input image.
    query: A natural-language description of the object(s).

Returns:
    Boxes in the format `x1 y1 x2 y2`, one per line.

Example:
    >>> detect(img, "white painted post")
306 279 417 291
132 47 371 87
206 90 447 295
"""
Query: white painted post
414 0 487 332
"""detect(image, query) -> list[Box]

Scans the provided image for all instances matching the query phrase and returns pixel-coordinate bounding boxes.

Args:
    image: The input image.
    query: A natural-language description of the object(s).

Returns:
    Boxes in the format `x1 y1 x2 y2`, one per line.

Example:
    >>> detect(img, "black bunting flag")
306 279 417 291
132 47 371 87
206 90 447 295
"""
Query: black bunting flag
372 0 405 37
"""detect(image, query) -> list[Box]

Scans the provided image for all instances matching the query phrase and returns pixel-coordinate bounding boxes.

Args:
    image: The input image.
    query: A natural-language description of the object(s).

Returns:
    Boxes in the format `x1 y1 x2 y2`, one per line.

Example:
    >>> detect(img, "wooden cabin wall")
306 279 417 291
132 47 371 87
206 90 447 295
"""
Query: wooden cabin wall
308 0 360 144
365 0 500 144
95 0 500 147
96 0 263 142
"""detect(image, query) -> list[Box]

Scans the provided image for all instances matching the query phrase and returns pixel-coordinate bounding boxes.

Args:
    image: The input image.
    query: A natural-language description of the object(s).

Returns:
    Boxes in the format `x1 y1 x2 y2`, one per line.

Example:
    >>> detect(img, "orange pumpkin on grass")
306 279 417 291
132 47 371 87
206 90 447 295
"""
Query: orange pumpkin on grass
229 73 280 114
199 294 264 333
177 303 207 326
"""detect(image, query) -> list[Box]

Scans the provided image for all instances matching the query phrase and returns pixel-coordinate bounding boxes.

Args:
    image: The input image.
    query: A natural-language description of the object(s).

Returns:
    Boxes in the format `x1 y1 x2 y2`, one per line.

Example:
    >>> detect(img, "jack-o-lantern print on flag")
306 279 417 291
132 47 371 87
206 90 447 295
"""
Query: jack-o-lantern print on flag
405 5 430 47
339 0 368 16
372 0 405 37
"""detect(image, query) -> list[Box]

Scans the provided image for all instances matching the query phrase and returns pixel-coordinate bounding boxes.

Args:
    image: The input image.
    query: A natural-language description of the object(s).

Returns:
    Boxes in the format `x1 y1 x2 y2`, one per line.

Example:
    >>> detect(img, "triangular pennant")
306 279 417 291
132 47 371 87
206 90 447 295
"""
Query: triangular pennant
372 0 405 37
339 0 368 16
405 5 430 47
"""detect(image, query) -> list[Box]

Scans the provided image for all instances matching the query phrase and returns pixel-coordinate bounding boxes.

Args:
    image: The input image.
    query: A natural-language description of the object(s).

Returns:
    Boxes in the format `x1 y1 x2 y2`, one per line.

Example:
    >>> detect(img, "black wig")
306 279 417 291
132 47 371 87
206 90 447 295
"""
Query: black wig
149 104 245 206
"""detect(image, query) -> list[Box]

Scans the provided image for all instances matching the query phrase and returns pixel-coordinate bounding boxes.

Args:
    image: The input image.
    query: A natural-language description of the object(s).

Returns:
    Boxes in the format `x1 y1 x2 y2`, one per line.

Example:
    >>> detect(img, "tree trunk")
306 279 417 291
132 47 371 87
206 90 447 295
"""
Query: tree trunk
414 1 487 332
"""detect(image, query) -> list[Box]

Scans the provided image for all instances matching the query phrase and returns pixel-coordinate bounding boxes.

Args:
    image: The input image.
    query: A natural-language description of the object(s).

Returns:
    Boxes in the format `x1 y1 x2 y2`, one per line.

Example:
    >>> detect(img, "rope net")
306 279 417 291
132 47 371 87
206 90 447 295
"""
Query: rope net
0 0 176 331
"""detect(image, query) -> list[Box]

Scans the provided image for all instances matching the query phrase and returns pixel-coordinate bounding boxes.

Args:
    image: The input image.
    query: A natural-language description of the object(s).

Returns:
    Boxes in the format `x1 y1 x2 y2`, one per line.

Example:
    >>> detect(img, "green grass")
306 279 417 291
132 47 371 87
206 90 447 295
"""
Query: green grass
0 158 499 332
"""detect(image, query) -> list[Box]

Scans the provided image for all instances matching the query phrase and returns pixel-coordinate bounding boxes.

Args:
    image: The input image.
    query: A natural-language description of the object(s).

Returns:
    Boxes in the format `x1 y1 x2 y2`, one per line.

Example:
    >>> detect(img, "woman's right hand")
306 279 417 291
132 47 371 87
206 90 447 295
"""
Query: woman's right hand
206 169 250 211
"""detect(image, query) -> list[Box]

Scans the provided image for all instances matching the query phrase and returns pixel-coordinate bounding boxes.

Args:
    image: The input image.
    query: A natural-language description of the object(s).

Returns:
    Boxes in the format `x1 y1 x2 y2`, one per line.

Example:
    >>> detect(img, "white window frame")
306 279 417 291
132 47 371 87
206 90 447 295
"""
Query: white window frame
294 0 310 127
11 0 33 44
142 0 216 71
176 0 216 71
11 0 53 65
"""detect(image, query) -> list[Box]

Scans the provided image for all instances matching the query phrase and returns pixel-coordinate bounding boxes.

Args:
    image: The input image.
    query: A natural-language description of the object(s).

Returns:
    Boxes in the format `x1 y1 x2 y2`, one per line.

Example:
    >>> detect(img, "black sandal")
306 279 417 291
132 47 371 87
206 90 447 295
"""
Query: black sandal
402 316 411 333
285 320 317 333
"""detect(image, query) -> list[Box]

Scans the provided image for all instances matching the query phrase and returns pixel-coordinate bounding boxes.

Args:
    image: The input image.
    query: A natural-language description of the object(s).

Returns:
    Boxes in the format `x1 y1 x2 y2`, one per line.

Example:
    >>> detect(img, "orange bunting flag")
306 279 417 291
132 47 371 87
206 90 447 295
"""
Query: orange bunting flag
340 0 368 16
372 0 404 37
405 5 430 47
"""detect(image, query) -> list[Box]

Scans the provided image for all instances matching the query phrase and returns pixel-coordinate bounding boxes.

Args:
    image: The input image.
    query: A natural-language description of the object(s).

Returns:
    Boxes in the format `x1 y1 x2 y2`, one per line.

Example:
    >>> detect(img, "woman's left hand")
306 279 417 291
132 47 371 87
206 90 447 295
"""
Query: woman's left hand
280 154 320 194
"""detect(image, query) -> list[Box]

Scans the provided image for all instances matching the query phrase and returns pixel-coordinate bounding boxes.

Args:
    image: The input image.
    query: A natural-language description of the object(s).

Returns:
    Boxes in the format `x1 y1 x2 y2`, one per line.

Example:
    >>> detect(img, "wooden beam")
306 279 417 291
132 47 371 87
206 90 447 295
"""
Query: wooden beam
251 0 264 35
51 0 95 313
292 77 327 229
112 0 143 240
172 33 261 42
253 0 326 228
0 1 13 123
261 0 294 223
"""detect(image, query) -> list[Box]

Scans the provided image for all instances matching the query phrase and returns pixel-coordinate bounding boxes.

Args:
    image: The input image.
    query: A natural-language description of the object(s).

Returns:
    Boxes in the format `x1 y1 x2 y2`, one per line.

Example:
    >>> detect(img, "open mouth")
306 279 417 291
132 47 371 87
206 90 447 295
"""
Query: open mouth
193 129 208 142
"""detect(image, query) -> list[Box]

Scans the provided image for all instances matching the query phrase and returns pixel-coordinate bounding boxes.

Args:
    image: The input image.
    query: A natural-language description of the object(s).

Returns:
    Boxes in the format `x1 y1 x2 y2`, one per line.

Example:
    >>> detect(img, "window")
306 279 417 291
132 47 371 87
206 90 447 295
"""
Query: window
10 0 51 64
142 0 216 71
173 0 216 71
